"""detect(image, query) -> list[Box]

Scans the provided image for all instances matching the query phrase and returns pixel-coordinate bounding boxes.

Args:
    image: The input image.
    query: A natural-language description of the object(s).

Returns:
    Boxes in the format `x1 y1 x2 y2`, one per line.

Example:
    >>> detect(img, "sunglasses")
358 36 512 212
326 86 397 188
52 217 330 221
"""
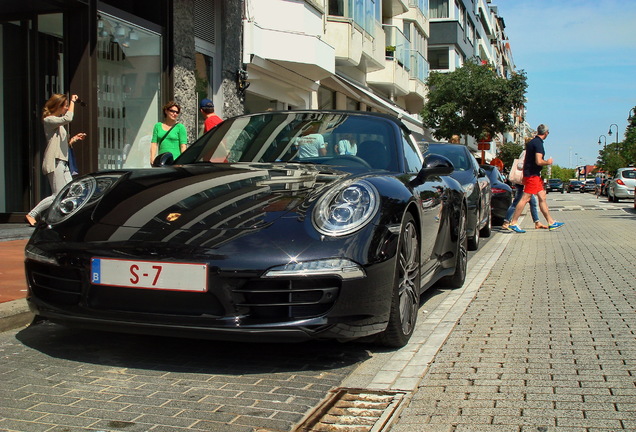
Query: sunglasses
167 109 180 114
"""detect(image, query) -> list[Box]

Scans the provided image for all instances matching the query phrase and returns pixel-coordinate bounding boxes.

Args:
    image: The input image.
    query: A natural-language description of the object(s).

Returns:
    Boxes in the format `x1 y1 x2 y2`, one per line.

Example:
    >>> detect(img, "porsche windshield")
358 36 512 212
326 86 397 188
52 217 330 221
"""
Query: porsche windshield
175 112 400 171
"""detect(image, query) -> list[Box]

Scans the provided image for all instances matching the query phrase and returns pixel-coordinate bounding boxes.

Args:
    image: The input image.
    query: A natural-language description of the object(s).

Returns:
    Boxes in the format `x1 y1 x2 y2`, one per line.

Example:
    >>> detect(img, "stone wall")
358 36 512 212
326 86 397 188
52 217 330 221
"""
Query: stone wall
172 0 197 143
173 0 244 135
220 0 245 119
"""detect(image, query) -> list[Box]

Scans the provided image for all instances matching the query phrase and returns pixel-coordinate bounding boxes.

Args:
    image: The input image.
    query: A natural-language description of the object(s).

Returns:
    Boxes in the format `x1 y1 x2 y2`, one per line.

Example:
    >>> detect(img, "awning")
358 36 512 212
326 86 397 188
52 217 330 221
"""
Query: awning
333 74 430 137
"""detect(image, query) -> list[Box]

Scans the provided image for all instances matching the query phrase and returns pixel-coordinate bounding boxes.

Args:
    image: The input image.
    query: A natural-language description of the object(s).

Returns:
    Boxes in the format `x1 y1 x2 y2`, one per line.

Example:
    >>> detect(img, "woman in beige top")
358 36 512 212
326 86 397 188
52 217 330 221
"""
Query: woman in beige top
26 94 86 226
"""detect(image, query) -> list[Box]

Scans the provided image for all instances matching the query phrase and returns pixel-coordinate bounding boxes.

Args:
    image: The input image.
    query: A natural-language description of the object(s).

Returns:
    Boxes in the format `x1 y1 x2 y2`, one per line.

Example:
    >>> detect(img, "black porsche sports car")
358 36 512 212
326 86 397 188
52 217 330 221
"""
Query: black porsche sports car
25 110 468 347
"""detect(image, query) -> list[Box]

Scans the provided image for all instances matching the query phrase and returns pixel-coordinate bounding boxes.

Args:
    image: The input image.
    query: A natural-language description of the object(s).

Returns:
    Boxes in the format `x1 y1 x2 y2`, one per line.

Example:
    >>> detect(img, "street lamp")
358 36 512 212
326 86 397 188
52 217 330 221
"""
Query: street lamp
598 134 607 148
607 123 619 144
629 108 635 121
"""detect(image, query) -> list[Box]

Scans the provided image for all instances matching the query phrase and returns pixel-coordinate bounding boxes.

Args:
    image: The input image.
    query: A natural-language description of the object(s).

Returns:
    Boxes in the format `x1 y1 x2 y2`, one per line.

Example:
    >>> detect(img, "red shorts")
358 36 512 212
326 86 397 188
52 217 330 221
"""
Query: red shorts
523 176 544 194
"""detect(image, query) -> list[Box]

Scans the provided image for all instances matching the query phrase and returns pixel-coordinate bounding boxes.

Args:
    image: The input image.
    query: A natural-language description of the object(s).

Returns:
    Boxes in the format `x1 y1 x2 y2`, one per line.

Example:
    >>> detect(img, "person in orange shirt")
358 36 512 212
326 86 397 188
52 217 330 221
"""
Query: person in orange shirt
200 98 223 133
489 155 504 172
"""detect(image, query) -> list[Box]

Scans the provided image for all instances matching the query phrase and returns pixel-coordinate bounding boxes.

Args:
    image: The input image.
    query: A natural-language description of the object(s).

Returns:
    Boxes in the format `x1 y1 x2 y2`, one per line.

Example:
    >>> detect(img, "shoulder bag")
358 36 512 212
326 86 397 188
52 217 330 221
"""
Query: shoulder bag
508 150 525 185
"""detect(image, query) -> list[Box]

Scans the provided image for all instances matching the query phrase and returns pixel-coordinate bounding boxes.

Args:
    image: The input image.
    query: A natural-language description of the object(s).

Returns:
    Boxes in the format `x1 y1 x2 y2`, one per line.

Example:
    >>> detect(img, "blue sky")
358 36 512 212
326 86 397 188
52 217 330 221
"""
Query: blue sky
494 0 636 168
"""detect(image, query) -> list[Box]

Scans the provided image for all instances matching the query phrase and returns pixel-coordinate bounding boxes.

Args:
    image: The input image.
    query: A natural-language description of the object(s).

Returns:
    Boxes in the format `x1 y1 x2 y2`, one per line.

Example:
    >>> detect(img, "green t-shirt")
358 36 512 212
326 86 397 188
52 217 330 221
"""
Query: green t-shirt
152 122 187 159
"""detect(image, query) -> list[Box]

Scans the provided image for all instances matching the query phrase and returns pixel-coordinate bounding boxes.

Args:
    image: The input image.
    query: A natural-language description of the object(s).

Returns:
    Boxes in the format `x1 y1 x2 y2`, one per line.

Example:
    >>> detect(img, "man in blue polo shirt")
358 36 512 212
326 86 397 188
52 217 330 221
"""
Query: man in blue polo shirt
507 124 565 233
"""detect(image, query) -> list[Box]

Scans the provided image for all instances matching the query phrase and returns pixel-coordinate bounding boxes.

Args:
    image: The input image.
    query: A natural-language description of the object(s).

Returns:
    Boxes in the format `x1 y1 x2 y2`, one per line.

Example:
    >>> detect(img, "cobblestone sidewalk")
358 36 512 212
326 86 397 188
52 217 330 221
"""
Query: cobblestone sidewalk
392 206 636 431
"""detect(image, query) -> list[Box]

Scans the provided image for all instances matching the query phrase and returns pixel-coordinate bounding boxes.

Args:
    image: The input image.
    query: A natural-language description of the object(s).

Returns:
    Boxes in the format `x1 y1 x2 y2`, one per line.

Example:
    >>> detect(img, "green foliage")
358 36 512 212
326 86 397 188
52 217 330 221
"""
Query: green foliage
595 106 636 175
550 165 575 182
421 60 528 141
497 141 523 172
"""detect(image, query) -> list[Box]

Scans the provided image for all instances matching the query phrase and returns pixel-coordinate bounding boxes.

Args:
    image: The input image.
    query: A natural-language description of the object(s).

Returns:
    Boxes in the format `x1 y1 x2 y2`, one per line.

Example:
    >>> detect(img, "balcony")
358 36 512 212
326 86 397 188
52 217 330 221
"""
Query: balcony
243 1 335 81
404 50 428 112
383 0 410 18
325 16 384 73
400 0 429 37
366 25 411 97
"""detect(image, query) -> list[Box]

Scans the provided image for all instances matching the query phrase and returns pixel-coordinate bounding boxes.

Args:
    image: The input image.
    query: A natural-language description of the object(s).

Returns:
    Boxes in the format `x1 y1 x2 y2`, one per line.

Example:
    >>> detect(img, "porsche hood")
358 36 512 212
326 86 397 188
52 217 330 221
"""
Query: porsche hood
88 163 346 232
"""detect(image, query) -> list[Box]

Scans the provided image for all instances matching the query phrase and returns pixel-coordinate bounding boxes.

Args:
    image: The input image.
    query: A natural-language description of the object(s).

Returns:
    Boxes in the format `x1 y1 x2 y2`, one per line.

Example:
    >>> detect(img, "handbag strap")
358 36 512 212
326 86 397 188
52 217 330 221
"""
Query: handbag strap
158 123 178 146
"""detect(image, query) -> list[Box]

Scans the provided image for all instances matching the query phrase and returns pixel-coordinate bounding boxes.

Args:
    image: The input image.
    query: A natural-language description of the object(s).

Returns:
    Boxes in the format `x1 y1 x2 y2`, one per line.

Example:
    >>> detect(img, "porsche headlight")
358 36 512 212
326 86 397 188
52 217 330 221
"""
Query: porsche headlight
46 175 121 224
312 180 379 236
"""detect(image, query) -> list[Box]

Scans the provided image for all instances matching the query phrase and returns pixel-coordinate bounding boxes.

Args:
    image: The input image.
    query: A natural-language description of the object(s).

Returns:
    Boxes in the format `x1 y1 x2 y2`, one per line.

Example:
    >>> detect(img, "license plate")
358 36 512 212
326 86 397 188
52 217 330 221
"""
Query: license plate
91 258 208 292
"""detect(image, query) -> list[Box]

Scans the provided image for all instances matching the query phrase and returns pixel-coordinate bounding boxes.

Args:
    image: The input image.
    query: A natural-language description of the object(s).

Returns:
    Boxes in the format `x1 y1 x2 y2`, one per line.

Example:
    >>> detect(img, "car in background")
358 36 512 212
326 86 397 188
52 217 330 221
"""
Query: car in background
422 143 492 251
607 168 636 202
546 178 564 193
25 110 470 348
480 165 512 226
601 178 611 196
582 179 596 193
566 180 583 193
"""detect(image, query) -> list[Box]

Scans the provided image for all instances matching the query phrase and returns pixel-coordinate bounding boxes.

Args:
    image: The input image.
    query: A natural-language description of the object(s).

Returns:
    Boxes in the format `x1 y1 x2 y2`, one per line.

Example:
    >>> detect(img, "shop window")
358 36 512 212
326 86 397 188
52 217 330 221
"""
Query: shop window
96 13 162 169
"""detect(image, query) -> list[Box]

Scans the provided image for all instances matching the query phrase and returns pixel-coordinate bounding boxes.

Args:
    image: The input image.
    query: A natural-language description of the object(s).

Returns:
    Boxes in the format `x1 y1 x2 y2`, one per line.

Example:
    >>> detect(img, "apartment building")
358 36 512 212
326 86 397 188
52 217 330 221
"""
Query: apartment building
428 0 527 152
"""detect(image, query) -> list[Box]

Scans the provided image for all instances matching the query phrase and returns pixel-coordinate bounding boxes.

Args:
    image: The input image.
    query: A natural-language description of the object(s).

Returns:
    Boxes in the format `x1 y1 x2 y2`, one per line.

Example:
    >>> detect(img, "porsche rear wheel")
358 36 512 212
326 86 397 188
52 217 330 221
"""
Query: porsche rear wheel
377 213 420 347
479 209 491 238
468 208 480 251
439 204 467 289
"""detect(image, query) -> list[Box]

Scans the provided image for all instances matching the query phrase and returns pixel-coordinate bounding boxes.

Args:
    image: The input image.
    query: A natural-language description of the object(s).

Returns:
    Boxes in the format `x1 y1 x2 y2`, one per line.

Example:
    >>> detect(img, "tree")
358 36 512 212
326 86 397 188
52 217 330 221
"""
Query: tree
497 141 523 172
421 60 528 141
596 106 636 175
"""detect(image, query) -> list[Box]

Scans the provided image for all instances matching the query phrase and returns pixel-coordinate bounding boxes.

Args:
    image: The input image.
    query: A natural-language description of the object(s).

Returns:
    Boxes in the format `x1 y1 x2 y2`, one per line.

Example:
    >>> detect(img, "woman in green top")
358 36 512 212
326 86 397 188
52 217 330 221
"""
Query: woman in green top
150 101 188 165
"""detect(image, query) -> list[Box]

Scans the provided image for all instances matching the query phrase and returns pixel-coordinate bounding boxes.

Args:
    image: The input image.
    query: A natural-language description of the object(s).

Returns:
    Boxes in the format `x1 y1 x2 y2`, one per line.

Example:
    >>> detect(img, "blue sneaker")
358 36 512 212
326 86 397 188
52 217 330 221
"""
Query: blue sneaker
548 221 565 230
507 224 526 233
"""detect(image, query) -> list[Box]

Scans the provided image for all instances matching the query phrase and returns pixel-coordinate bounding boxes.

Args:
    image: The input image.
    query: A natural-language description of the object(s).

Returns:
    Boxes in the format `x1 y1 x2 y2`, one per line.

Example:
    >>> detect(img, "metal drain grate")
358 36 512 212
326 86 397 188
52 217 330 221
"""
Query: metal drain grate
291 388 407 432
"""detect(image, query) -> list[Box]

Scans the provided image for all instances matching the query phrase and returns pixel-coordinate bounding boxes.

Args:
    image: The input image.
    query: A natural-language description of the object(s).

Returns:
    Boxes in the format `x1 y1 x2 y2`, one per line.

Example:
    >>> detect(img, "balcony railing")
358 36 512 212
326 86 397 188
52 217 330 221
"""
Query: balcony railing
409 0 429 15
331 0 381 37
408 49 428 83
383 25 410 71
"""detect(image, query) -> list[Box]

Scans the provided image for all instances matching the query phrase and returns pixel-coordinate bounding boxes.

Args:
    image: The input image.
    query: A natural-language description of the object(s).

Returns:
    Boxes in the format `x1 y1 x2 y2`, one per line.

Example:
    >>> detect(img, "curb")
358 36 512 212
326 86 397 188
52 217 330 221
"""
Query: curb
0 299 34 332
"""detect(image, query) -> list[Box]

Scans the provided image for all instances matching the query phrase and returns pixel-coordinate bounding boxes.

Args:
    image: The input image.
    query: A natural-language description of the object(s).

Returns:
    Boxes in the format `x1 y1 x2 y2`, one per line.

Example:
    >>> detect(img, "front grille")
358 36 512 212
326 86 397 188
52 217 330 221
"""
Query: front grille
232 278 340 320
27 262 83 305
28 260 341 324
88 285 225 317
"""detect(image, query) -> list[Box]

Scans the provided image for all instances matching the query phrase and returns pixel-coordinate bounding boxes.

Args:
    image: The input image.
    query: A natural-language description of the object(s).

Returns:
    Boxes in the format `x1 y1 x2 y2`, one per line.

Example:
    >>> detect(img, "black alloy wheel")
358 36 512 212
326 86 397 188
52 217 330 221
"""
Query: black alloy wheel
467 207 480 251
378 213 420 347
439 204 467 289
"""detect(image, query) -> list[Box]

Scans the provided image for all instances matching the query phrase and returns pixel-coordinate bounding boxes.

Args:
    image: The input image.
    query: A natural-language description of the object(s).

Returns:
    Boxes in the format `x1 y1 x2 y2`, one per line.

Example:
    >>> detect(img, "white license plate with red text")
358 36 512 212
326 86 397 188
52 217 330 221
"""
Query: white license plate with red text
91 258 208 292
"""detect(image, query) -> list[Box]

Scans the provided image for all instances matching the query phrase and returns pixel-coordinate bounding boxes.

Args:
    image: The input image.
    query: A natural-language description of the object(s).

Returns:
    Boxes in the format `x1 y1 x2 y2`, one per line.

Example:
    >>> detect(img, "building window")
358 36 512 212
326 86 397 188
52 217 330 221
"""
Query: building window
96 12 162 169
430 0 449 19
428 47 449 70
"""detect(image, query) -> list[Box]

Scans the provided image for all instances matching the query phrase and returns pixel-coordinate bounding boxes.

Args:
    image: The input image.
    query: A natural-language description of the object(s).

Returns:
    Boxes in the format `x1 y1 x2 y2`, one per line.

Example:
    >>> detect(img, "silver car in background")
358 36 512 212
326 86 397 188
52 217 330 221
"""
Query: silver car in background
607 168 636 202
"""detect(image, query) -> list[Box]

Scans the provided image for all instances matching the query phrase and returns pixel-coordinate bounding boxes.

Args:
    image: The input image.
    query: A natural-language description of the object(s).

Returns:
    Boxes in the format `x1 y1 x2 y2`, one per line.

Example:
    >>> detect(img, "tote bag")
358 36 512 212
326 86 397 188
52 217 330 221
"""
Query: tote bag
508 150 525 185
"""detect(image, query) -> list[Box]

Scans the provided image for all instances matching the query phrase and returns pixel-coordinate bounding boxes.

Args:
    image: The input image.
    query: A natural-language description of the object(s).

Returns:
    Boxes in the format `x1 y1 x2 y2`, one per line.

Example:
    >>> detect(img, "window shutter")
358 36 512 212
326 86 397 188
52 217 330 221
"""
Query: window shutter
194 0 215 45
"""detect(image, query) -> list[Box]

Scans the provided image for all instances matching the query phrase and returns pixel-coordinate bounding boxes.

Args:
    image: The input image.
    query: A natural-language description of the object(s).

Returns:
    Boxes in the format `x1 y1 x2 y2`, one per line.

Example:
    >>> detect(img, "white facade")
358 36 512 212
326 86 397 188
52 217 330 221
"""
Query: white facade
241 0 431 136
240 0 515 144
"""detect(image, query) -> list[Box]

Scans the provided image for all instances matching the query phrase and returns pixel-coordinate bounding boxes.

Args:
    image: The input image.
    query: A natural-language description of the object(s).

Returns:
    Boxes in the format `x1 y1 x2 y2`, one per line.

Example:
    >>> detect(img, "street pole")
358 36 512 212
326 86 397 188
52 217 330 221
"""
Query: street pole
608 123 619 145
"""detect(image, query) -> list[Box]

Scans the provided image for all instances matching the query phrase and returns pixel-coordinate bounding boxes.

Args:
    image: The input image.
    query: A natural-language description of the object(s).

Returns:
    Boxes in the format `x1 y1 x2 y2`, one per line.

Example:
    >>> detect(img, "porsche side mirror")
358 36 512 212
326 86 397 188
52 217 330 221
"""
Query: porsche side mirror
421 154 454 177
152 152 174 167
411 154 454 186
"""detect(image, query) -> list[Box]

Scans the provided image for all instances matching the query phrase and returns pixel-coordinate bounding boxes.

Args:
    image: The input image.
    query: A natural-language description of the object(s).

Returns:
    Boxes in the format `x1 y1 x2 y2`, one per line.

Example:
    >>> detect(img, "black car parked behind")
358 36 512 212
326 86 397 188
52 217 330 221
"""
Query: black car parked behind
567 180 582 193
546 178 564 193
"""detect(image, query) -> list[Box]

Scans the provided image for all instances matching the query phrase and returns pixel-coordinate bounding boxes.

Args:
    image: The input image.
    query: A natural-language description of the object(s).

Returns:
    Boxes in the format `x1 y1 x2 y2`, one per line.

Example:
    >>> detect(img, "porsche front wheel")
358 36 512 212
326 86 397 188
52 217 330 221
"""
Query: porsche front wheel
378 213 420 347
